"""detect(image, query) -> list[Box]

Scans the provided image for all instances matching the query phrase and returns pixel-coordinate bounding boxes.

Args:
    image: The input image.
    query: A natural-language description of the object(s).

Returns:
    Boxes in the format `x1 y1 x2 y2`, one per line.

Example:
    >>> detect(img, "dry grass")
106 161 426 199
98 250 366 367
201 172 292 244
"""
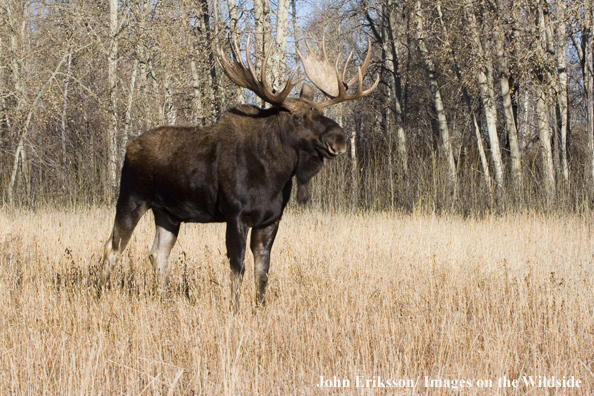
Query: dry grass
1 207 593 395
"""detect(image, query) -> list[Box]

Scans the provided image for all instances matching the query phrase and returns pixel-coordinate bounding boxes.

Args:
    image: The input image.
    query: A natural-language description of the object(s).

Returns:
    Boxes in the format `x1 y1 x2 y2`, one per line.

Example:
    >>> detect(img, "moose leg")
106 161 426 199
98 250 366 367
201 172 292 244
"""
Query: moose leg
149 209 180 289
250 220 280 307
101 199 147 286
226 219 249 313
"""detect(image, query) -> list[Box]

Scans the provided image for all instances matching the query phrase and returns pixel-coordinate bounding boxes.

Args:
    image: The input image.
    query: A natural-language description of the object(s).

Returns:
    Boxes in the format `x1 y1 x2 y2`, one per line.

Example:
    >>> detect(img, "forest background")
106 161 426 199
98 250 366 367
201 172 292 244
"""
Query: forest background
1 0 594 215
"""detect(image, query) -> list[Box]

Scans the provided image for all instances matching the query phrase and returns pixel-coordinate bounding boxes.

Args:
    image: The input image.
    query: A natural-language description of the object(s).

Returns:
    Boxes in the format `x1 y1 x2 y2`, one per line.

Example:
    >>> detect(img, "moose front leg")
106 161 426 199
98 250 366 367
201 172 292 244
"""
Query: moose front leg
226 219 249 313
250 220 280 307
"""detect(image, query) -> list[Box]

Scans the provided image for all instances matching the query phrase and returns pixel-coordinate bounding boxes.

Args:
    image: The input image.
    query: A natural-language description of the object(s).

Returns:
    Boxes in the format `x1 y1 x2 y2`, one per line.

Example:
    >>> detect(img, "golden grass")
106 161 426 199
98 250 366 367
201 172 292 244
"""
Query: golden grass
0 208 593 395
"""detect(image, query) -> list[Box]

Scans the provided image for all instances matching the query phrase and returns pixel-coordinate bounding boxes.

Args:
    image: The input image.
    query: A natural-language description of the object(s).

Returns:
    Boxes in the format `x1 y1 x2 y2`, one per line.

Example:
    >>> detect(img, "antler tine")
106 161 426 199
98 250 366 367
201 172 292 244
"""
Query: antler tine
218 33 303 109
341 51 353 85
260 40 275 93
346 38 372 89
322 35 329 63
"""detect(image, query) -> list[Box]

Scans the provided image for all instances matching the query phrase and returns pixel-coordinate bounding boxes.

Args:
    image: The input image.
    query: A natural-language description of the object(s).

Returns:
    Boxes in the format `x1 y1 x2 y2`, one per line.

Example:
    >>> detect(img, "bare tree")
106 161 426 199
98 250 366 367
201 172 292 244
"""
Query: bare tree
491 0 523 192
464 0 505 198
413 0 457 191
107 0 119 197
367 0 408 178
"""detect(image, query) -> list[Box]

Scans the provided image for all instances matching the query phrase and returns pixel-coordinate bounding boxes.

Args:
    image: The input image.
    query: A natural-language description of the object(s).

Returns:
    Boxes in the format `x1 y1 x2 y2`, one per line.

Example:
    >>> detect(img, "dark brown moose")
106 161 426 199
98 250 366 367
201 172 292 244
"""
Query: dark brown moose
101 34 379 311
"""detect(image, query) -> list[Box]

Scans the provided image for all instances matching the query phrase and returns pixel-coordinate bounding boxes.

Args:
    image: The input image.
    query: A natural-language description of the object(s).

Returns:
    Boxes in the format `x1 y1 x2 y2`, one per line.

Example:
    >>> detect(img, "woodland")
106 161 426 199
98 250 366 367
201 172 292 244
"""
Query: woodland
1 0 593 214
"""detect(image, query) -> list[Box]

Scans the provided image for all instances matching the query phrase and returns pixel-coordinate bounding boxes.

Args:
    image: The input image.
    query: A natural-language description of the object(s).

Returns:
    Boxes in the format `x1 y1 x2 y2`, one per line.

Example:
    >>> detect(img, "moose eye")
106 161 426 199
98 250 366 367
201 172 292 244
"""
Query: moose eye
294 114 305 126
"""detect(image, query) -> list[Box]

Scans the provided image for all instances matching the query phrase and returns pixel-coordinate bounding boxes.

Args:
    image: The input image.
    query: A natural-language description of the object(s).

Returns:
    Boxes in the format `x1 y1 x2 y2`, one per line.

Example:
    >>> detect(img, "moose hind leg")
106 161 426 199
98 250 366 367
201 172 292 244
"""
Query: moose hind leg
149 209 180 289
226 219 249 313
101 200 147 286
250 220 280 307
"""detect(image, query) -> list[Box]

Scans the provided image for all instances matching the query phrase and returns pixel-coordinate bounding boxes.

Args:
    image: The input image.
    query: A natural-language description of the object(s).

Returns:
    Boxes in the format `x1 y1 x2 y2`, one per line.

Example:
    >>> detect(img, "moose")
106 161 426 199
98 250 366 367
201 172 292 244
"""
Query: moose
101 34 378 310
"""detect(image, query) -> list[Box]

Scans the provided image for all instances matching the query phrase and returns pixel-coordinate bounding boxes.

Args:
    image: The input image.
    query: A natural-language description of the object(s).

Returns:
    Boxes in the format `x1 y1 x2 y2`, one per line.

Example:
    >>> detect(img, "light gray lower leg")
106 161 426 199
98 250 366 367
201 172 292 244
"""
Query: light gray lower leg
149 210 180 288
149 225 178 286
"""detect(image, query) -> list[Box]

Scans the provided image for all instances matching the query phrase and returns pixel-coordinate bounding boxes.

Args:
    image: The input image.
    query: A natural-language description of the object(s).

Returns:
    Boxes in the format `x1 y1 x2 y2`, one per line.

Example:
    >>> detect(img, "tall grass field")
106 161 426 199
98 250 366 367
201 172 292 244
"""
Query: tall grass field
0 208 593 394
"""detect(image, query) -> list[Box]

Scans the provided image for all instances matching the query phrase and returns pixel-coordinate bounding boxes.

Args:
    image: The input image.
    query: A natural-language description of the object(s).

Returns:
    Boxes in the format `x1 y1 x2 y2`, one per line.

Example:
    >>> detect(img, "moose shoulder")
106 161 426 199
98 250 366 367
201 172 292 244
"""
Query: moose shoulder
101 35 378 311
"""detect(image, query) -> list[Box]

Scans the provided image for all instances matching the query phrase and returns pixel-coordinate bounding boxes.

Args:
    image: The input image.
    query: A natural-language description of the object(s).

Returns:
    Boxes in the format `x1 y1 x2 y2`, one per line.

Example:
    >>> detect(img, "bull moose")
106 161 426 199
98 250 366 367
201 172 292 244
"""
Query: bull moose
101 34 378 310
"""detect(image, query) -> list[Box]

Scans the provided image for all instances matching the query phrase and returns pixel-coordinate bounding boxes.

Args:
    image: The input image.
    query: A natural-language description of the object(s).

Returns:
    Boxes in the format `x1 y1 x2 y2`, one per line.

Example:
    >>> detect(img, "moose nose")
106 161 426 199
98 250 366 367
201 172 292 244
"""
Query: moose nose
326 140 347 156
324 128 347 156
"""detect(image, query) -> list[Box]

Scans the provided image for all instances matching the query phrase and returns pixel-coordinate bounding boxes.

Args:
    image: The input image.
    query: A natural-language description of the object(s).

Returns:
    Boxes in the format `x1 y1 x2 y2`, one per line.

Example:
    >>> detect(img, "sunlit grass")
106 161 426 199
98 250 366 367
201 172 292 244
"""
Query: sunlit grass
0 208 593 394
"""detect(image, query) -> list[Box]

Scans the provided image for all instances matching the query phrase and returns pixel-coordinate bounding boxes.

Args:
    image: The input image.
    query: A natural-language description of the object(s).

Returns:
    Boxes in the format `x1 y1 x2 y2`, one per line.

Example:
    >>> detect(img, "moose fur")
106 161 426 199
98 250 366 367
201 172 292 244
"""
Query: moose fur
101 89 346 309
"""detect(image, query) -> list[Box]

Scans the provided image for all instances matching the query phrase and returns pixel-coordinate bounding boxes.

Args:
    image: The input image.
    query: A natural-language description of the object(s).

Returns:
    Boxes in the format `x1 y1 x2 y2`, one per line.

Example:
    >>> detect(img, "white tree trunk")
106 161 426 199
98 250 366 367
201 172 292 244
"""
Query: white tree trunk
435 2 490 194
385 0 408 176
61 47 73 168
536 85 556 199
464 0 505 194
107 0 119 196
553 0 569 183
190 59 204 125
493 0 522 191
586 4 594 191
414 0 456 189
226 0 245 103
253 0 267 107
270 0 290 91
122 59 138 160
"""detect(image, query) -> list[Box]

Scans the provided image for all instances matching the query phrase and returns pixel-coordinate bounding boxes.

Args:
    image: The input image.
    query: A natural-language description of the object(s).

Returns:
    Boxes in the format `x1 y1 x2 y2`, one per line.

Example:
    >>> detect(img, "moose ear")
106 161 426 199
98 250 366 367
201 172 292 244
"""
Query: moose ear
299 84 315 101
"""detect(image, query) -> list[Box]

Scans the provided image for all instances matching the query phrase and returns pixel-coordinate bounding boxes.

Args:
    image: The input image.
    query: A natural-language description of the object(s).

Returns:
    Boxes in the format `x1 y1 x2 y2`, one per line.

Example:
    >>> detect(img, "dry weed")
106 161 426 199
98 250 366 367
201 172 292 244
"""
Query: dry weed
0 208 593 395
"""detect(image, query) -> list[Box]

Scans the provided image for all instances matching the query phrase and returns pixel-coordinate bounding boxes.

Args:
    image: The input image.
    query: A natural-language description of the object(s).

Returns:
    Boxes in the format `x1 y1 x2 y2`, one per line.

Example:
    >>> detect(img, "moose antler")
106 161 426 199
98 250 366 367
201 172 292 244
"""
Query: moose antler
217 34 304 109
297 37 379 108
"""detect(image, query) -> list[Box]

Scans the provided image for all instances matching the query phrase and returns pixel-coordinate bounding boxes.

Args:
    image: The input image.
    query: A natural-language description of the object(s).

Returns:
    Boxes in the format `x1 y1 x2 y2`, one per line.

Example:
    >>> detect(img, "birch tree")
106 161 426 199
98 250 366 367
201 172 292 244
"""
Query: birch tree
227 0 245 103
434 2 491 194
413 0 457 190
491 0 523 191
552 0 570 184
533 0 556 199
464 0 505 197
570 1 594 191
367 0 408 178
270 0 290 91
107 0 119 196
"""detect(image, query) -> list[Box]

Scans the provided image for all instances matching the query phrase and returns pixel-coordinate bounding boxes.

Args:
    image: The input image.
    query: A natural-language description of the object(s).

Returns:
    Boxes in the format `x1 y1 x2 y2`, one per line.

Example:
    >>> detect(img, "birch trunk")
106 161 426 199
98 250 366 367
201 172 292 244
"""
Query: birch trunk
254 0 271 107
533 0 556 198
270 0 290 91
291 0 298 44
61 46 73 168
541 4 563 181
585 29 594 188
122 59 138 159
254 0 265 108
137 46 152 129
107 0 119 196
464 0 505 195
414 0 456 189
536 85 556 199
164 73 176 125
226 0 245 103
553 0 569 183
148 60 164 126
190 59 203 125
435 2 491 193
568 3 593 189
202 0 219 121
385 0 408 177
493 0 522 191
